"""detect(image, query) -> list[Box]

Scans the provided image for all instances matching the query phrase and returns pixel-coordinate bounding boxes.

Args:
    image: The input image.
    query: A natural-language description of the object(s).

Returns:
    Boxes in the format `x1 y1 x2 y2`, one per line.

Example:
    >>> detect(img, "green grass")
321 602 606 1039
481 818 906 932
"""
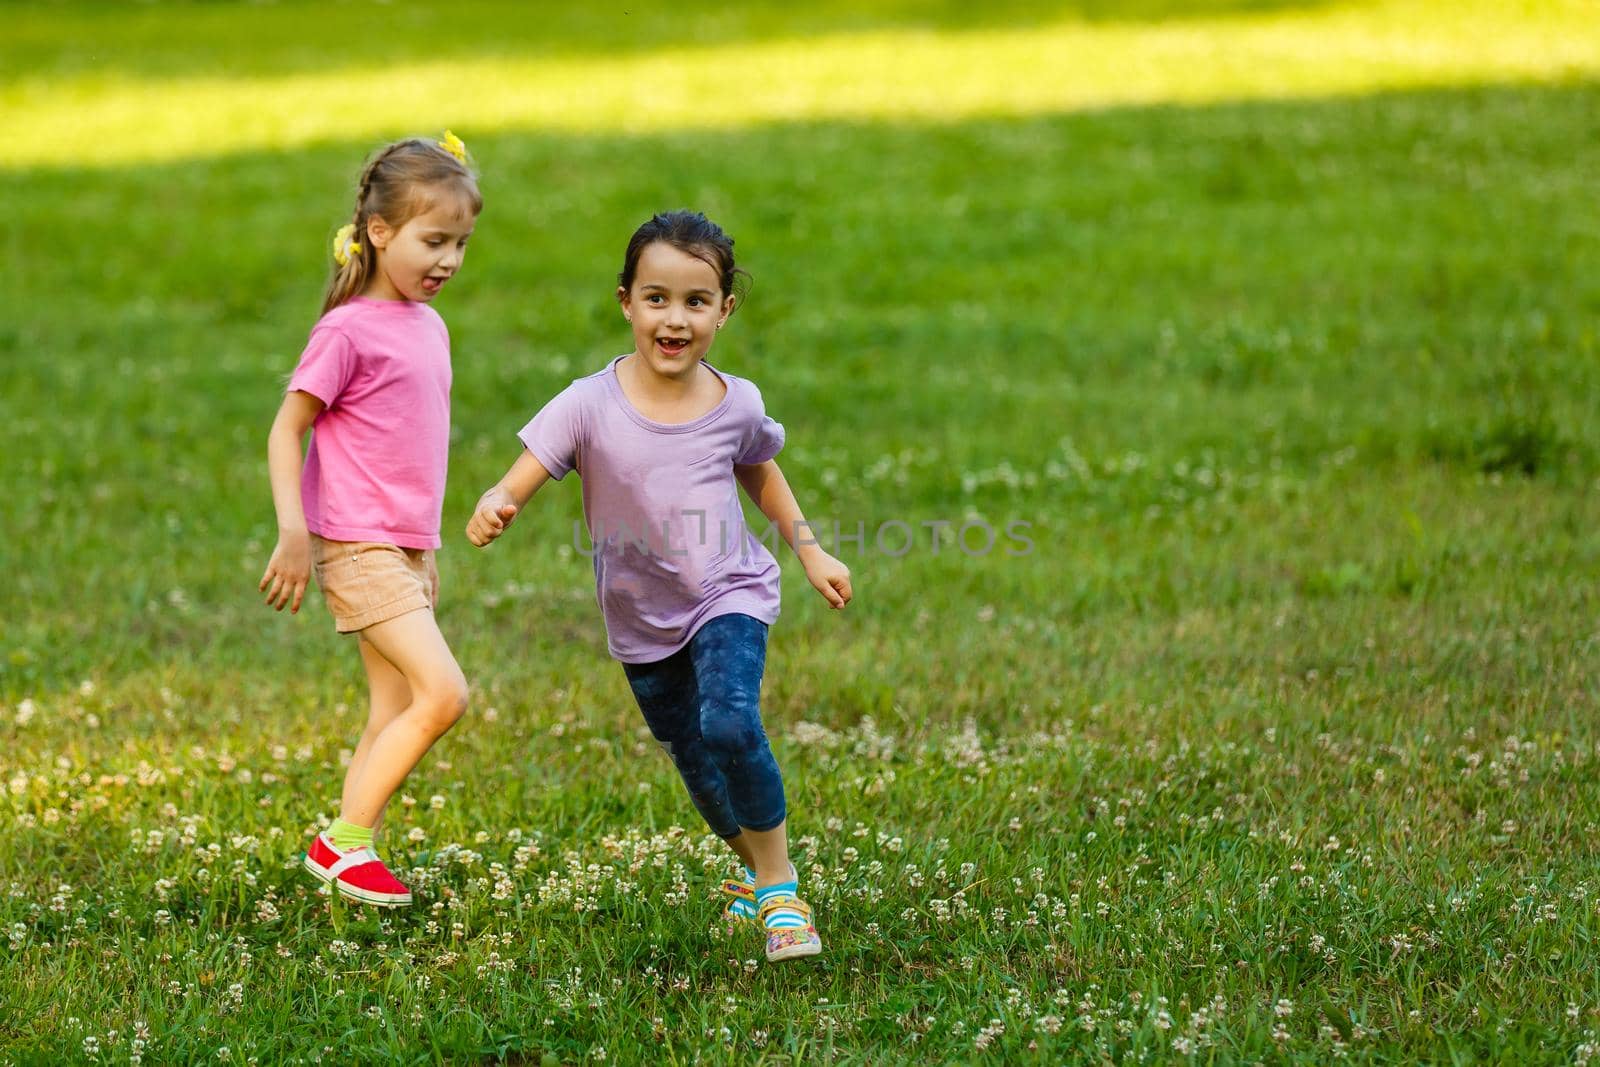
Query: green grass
6 0 1600 167
4 1 1600 1063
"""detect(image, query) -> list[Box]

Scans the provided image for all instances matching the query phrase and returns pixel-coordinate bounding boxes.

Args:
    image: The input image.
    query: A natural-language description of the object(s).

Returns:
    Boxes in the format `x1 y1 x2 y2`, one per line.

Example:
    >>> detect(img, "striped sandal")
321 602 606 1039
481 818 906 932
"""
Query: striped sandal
719 862 799 924
720 877 759 923
759 895 823 962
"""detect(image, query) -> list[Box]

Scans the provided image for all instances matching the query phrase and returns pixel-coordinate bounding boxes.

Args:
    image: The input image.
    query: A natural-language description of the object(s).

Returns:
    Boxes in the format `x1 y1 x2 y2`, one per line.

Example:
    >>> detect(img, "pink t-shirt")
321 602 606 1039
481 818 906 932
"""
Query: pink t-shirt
287 297 452 550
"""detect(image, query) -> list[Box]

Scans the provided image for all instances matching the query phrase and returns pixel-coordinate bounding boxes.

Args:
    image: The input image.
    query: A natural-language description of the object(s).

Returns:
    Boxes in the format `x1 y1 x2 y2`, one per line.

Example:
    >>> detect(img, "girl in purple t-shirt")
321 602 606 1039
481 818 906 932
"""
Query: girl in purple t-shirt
468 211 852 962
260 133 481 910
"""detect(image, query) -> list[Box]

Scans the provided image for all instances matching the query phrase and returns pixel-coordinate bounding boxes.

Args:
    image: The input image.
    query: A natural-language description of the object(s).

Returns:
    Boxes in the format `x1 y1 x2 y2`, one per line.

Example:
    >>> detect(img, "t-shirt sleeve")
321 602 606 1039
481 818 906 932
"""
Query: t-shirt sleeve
286 326 357 408
517 383 585 480
736 382 786 465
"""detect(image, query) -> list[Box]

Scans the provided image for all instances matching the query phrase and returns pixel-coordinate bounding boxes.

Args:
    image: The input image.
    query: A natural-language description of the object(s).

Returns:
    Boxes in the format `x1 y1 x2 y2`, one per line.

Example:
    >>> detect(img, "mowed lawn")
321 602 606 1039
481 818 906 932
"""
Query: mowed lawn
2 1 1599 1063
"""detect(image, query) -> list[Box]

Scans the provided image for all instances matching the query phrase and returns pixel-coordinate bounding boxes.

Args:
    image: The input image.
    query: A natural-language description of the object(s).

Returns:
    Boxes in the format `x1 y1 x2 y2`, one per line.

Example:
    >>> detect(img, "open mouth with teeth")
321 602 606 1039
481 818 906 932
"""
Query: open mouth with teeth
656 337 690 356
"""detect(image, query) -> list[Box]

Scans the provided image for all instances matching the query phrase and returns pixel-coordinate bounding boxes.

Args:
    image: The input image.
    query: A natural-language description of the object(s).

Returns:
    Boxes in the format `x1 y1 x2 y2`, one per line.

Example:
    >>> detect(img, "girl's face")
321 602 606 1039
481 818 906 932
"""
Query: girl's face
364 190 476 303
617 242 734 381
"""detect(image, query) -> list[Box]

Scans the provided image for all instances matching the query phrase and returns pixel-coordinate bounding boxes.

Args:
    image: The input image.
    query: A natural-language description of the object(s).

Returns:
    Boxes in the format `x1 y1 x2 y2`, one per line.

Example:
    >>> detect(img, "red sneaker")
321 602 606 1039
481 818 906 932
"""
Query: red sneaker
303 833 413 907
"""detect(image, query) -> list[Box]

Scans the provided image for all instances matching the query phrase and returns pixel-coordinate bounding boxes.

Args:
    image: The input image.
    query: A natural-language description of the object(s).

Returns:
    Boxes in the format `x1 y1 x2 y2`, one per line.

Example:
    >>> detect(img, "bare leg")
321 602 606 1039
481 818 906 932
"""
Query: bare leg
339 635 413 838
722 833 757 871
337 609 467 828
740 821 793 889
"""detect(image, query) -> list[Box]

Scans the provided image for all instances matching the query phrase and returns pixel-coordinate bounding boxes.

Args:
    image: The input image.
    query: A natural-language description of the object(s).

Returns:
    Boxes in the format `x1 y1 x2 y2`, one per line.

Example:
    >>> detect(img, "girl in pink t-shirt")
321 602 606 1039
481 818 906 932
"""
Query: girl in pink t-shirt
259 133 481 909
467 211 853 962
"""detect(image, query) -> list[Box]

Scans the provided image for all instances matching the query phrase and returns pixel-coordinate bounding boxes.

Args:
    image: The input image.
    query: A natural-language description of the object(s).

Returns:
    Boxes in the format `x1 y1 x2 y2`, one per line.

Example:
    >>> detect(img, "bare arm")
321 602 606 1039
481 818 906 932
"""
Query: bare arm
466 450 553 547
736 458 852 609
259 390 324 612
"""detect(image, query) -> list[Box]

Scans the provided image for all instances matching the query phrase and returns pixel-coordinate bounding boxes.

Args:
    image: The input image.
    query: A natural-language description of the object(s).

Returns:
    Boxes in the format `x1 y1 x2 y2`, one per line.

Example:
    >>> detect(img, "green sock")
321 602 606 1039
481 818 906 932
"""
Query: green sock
328 818 374 851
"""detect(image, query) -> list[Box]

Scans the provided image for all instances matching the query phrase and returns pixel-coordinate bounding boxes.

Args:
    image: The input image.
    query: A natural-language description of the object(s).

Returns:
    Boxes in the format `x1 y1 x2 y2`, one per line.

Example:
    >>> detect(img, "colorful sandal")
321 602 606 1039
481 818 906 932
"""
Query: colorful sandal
720 862 799 924
759 895 823 962
720 877 759 923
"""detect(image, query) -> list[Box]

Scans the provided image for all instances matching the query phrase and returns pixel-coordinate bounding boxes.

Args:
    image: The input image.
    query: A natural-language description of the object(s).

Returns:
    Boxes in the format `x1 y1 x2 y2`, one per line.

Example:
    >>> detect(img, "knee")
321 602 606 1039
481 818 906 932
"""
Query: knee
414 677 468 735
699 702 766 758
660 738 719 786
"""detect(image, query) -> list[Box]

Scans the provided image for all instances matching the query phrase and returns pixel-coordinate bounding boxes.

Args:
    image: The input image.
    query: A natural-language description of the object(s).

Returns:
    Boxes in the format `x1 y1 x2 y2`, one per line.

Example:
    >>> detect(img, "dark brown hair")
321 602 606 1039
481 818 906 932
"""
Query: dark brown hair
618 210 751 305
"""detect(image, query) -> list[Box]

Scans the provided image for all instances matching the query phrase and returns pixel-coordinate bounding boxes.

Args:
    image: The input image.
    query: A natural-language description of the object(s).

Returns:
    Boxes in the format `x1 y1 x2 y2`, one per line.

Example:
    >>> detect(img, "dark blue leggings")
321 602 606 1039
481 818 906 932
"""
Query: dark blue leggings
622 613 786 837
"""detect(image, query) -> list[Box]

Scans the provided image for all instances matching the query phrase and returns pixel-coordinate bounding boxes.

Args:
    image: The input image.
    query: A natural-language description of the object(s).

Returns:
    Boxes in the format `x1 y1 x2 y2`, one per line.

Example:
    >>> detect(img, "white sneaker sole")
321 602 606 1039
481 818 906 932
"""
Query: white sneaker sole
303 854 413 908
766 938 823 962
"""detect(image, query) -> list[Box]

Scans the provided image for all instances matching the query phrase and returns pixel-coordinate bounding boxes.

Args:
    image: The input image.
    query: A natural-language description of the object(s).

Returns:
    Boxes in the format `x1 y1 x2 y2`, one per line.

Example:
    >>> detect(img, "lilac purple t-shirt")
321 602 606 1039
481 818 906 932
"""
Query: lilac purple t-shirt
287 297 452 550
519 356 786 663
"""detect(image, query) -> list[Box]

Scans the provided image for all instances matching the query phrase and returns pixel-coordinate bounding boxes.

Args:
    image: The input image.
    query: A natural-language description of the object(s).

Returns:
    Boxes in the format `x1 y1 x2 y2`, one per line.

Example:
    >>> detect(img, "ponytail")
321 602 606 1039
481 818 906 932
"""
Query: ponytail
321 219 376 315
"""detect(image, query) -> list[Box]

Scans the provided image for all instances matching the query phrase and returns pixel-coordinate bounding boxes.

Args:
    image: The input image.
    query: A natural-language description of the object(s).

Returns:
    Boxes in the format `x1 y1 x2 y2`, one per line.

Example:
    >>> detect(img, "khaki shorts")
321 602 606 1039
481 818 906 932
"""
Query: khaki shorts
311 536 437 633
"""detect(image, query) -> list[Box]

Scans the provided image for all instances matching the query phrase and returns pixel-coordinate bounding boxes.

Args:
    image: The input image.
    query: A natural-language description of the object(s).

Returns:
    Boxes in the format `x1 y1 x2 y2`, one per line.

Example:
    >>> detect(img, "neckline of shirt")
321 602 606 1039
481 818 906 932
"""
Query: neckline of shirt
349 296 430 313
603 354 733 434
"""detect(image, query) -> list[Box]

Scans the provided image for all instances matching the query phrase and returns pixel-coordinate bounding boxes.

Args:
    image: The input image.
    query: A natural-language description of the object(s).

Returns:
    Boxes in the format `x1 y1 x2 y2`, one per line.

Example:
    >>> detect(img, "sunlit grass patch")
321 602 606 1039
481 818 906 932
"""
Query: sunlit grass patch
5 0 1599 168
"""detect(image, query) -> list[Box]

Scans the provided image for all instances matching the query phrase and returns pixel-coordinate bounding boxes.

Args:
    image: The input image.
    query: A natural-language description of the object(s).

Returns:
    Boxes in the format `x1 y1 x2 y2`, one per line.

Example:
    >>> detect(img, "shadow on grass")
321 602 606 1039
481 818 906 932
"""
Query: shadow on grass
6 0 1353 81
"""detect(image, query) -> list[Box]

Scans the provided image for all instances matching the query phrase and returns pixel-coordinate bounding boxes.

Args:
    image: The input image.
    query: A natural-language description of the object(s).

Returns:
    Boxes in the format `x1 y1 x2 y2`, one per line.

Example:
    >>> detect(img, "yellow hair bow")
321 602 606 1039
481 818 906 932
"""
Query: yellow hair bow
332 223 362 267
437 130 467 163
